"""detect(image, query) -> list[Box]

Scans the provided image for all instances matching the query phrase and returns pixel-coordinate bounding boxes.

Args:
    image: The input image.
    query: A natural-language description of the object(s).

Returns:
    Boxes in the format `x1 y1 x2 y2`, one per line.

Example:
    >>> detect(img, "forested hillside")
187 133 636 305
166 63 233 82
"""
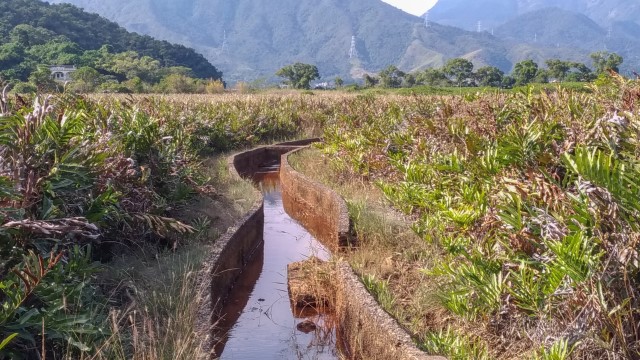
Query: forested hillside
0 0 222 85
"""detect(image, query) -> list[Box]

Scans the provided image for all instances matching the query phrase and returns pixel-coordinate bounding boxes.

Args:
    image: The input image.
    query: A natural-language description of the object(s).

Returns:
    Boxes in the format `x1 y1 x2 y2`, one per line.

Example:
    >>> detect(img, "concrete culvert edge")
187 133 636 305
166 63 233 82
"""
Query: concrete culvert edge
281 146 446 360
194 140 446 360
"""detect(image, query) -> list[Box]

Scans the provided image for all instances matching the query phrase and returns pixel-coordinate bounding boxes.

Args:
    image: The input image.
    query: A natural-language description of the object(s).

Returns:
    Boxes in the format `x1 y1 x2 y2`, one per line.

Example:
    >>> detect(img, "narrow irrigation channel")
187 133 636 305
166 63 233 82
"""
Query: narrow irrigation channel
215 161 339 360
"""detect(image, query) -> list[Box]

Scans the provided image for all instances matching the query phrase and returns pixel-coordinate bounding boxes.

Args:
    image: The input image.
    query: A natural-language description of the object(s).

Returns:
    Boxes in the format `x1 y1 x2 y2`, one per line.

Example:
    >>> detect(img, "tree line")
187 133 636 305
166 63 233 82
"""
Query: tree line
361 51 623 89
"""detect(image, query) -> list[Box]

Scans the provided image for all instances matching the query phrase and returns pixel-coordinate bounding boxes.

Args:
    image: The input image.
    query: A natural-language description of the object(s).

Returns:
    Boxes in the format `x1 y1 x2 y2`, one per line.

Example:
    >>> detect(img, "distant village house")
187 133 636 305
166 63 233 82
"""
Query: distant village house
49 65 77 81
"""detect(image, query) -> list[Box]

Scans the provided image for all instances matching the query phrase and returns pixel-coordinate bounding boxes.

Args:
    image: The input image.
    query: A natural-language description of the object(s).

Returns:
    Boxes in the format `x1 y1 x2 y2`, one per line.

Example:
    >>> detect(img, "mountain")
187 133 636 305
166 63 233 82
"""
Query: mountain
428 0 640 30
495 8 606 48
45 0 609 82
47 0 422 81
427 1 640 73
427 0 520 31
494 8 640 71
1 0 221 79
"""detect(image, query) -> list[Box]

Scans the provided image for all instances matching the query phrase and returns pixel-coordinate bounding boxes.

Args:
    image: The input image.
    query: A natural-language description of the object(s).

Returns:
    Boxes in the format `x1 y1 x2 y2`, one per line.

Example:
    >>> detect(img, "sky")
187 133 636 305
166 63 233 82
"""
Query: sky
380 0 438 16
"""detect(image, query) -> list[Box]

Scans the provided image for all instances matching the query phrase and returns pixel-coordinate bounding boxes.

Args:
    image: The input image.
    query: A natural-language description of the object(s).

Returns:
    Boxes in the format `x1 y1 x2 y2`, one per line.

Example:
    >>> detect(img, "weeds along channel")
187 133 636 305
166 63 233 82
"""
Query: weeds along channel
0 92 325 359
291 75 640 360
1 78 639 359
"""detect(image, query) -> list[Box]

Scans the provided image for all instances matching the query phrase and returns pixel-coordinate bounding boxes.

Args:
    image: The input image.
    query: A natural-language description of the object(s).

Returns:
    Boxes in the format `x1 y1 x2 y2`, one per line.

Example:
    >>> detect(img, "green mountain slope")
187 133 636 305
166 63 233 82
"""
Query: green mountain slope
1 0 221 79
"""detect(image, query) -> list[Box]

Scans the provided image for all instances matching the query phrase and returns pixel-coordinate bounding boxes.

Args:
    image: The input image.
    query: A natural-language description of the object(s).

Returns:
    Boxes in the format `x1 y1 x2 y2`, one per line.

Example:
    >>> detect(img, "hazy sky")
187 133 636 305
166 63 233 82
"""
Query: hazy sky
381 0 438 16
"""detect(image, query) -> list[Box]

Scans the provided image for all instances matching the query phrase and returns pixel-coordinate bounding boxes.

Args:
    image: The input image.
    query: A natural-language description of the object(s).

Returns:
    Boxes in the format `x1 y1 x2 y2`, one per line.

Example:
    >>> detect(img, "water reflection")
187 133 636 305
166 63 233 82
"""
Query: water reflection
216 167 337 360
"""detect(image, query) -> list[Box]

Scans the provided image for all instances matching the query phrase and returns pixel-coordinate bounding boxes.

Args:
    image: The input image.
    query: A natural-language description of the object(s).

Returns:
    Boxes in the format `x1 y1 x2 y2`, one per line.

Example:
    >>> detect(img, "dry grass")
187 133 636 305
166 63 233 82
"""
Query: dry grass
290 147 566 359
72 154 257 360
86 245 208 360
287 78 640 359
288 148 444 338
204 155 260 215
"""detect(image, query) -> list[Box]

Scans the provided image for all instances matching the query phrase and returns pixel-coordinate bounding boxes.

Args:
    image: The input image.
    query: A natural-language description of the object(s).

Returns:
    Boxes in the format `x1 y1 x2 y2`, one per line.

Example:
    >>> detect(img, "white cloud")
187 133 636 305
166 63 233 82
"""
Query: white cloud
380 0 438 16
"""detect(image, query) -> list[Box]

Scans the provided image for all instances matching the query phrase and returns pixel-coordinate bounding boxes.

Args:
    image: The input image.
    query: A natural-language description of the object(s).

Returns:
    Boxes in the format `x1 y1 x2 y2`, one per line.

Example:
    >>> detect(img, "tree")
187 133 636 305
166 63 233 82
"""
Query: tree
157 74 197 93
364 74 379 88
545 59 571 81
402 73 416 88
378 65 405 88
275 63 320 90
102 51 162 82
443 58 474 87
567 62 594 82
123 76 145 93
203 79 225 94
9 24 55 47
10 81 36 94
590 51 623 74
98 79 131 93
0 1 222 80
475 66 504 87
416 68 450 87
334 76 344 88
27 40 82 65
28 65 59 92
70 66 102 93
0 42 25 70
512 60 539 86
534 68 550 84
501 76 516 89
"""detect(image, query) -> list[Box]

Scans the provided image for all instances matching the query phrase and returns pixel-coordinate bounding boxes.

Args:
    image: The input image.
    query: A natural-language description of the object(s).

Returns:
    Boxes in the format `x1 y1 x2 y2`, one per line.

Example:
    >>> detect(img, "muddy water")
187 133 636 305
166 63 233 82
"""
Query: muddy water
217 167 338 360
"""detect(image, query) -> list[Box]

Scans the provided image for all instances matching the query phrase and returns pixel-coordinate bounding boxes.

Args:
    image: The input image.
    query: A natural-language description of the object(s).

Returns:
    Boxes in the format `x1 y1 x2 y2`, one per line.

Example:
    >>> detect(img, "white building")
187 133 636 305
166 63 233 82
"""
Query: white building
49 65 77 81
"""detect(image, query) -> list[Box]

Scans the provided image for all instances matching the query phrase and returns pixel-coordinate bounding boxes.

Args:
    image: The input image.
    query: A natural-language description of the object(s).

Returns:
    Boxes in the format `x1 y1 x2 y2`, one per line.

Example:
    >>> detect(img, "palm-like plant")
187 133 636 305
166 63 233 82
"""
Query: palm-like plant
316 78 640 357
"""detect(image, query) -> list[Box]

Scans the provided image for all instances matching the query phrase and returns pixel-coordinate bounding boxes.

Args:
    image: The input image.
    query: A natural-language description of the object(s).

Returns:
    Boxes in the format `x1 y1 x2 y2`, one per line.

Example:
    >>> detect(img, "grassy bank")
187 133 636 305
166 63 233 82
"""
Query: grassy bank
292 75 640 359
0 92 322 358
3 77 638 359
288 149 440 331
87 156 257 360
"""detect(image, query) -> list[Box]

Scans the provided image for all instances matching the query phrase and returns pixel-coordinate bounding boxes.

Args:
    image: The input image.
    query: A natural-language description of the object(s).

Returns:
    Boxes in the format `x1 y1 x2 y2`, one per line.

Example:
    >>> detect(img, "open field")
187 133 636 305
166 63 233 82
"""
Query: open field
342 82 593 96
1 75 639 359
291 75 640 359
